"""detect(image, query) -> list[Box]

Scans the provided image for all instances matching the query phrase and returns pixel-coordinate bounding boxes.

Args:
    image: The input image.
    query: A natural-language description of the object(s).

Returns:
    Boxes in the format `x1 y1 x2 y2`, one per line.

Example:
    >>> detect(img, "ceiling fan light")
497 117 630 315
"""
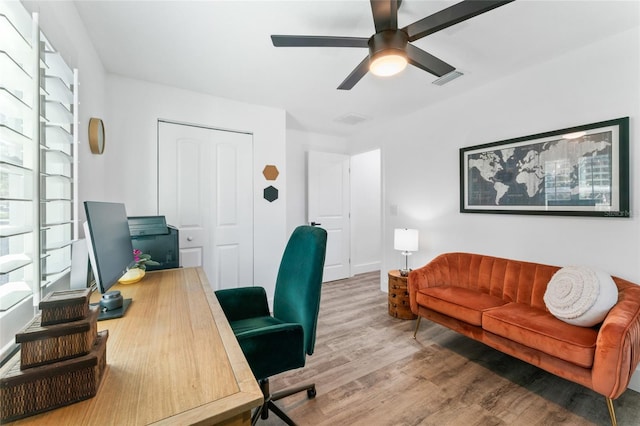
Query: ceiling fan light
369 51 408 77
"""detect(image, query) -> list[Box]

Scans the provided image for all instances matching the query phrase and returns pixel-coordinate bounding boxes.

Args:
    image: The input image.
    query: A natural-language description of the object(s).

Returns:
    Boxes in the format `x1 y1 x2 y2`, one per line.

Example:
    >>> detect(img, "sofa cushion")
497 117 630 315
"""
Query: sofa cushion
543 266 618 327
416 287 507 326
483 302 598 368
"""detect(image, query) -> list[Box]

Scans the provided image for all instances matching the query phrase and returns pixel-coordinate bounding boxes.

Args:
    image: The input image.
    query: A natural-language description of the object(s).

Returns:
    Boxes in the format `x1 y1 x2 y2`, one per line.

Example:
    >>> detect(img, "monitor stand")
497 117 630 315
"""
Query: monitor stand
91 298 132 321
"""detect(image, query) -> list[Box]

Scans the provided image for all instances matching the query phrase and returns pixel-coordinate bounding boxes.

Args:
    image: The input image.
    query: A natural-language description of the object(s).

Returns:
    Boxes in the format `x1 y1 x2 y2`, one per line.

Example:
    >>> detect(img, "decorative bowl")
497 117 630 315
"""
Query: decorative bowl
118 268 145 285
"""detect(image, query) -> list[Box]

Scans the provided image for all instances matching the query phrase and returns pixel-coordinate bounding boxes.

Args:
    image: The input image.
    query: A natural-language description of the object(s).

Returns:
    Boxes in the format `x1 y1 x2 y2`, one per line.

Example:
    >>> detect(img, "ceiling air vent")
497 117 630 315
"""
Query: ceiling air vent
334 113 369 125
432 70 464 86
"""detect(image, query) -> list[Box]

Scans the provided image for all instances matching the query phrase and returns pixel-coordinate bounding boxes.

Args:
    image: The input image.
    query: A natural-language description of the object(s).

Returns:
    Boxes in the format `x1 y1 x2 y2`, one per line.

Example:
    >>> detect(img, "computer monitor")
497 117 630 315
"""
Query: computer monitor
83 201 136 319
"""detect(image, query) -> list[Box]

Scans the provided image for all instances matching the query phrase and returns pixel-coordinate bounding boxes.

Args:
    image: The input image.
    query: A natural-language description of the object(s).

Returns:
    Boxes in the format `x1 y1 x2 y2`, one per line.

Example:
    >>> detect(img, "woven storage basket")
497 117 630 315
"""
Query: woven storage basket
39 288 91 326
0 330 108 423
16 306 99 369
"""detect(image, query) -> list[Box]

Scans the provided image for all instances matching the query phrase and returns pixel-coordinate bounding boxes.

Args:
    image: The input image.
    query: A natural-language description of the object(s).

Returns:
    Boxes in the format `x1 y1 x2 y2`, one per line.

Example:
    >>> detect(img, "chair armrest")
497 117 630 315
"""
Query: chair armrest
236 323 305 380
592 285 640 398
215 287 271 322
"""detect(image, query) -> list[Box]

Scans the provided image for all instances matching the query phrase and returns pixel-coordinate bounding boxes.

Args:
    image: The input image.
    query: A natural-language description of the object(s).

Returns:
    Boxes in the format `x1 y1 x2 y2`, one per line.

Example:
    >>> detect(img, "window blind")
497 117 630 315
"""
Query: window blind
0 1 77 362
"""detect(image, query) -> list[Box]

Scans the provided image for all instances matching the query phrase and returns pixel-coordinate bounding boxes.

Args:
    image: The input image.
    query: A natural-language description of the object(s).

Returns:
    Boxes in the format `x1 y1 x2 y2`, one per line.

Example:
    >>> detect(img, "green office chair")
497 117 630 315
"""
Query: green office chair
215 225 327 426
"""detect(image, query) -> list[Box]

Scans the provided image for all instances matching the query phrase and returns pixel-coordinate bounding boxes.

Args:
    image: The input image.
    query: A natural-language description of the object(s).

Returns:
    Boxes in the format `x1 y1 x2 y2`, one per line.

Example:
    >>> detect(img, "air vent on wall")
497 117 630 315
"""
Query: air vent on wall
334 113 370 125
432 70 464 86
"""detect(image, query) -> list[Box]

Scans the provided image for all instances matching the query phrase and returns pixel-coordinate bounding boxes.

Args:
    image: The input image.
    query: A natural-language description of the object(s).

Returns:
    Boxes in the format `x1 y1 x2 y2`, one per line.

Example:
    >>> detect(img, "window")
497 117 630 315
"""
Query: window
0 2 77 362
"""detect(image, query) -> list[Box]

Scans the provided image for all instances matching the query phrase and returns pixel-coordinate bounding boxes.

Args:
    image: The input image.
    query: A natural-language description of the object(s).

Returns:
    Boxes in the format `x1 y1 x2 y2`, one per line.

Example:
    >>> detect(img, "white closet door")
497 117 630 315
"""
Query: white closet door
158 122 253 290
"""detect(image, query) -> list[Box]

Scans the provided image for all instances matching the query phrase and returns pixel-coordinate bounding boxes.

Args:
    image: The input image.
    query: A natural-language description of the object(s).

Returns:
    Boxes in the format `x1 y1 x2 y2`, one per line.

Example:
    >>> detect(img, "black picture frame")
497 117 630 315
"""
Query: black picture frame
460 117 629 217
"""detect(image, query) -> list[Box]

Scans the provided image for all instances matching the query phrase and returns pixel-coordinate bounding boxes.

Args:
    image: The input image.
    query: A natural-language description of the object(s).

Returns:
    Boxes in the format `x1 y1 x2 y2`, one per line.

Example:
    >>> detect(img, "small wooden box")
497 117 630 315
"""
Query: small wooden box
0 330 108 423
39 289 91 325
16 306 99 369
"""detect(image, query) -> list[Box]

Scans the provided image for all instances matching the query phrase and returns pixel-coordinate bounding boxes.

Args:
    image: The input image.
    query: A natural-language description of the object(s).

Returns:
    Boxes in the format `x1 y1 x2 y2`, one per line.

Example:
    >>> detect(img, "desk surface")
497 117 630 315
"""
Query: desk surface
10 268 263 425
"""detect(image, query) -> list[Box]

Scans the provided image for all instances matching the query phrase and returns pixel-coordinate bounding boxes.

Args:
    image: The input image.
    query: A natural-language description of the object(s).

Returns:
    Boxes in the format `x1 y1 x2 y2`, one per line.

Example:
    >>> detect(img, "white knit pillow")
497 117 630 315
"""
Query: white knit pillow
543 266 618 327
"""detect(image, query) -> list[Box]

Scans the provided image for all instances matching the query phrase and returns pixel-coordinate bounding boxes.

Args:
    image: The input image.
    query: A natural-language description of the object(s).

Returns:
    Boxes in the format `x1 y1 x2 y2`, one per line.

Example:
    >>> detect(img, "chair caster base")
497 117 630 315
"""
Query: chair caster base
307 386 316 398
252 378 317 426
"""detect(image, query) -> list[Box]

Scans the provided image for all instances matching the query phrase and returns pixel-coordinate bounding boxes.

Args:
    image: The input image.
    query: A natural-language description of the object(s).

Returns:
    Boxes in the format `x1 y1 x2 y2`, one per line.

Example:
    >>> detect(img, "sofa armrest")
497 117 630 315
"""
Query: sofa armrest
408 254 452 315
215 286 271 322
592 285 640 398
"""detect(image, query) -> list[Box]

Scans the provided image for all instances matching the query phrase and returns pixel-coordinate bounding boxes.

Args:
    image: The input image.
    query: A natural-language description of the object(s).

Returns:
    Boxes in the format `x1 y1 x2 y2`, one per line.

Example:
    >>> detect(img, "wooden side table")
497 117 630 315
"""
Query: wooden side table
388 270 417 320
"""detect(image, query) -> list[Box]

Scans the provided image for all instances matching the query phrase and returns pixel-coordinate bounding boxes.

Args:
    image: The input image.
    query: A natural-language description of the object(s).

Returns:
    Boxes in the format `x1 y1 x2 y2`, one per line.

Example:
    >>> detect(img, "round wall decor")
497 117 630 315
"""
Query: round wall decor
88 117 105 154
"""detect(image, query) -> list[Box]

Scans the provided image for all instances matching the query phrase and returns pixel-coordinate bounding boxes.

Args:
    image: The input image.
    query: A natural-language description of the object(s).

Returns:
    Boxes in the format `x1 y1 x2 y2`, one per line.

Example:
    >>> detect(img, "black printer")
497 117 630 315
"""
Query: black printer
127 216 179 271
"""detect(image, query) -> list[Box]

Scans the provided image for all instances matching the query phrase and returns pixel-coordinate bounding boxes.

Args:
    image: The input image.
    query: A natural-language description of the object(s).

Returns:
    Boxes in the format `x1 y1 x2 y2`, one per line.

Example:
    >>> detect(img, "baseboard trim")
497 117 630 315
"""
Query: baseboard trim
351 262 381 276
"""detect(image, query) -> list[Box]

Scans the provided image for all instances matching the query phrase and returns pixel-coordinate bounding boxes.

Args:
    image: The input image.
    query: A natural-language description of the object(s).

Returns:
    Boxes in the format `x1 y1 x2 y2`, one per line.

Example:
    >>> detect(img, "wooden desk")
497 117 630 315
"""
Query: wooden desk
10 268 263 425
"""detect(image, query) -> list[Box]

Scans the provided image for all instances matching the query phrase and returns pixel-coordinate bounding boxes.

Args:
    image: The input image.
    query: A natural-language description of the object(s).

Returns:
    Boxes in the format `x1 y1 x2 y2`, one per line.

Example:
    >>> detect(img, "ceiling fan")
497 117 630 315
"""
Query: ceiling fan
271 0 514 90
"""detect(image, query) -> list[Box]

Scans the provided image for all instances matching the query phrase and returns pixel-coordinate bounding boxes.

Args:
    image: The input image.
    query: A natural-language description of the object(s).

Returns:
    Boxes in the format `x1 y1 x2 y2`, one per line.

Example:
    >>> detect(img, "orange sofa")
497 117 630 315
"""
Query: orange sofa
408 252 640 424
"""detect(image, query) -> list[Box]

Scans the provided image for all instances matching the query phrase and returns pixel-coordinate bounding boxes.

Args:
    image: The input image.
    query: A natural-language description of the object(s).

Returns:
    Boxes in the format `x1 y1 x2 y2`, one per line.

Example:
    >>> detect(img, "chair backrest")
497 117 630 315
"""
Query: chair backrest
273 225 327 356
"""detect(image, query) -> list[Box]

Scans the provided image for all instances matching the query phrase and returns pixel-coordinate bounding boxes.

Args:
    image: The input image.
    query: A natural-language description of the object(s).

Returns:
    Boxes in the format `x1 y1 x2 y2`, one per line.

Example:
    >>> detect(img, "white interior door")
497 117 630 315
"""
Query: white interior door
308 151 350 282
158 121 253 290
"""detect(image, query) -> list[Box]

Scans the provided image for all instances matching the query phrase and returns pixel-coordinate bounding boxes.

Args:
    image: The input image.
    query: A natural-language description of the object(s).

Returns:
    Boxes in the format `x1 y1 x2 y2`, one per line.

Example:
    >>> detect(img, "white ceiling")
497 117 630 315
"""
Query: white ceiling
73 0 639 137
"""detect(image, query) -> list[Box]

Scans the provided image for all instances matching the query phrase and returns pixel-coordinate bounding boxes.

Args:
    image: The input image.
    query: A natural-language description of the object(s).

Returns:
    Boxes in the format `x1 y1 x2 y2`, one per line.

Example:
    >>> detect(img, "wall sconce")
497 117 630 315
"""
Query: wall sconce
394 228 419 277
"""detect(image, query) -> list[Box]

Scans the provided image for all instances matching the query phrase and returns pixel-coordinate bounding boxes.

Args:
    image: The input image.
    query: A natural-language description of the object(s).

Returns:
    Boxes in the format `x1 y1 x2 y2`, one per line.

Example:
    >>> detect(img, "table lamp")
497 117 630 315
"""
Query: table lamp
394 228 419 277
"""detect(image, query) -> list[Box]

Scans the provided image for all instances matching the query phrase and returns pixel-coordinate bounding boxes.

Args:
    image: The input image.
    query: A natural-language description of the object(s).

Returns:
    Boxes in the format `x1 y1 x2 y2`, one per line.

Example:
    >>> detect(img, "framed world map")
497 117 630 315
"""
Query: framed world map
460 117 629 217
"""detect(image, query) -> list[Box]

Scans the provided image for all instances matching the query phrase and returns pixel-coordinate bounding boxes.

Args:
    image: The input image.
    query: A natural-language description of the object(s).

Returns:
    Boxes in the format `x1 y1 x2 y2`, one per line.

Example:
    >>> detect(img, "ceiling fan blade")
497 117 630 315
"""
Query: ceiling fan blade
403 0 514 42
370 0 398 32
271 35 369 48
406 44 455 77
338 56 370 90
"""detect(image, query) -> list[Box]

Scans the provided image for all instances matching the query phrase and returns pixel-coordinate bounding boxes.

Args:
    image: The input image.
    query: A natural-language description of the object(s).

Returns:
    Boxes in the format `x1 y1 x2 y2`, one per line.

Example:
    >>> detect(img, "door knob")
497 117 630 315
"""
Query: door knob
310 221 322 226
187 236 193 241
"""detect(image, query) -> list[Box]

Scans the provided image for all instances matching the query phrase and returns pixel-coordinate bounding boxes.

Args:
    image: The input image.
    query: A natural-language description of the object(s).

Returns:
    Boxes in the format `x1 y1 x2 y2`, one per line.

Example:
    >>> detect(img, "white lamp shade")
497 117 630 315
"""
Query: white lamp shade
394 228 419 252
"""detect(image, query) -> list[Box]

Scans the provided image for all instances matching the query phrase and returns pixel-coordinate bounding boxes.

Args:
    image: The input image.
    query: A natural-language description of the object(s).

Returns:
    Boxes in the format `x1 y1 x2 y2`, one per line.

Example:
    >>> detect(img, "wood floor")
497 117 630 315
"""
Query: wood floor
260 272 640 426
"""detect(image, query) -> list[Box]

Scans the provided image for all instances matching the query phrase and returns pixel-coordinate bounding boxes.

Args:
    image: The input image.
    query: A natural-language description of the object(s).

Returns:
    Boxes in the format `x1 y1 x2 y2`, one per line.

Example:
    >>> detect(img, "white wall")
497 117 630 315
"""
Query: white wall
104 75 287 299
23 0 109 224
351 26 640 285
351 150 381 275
